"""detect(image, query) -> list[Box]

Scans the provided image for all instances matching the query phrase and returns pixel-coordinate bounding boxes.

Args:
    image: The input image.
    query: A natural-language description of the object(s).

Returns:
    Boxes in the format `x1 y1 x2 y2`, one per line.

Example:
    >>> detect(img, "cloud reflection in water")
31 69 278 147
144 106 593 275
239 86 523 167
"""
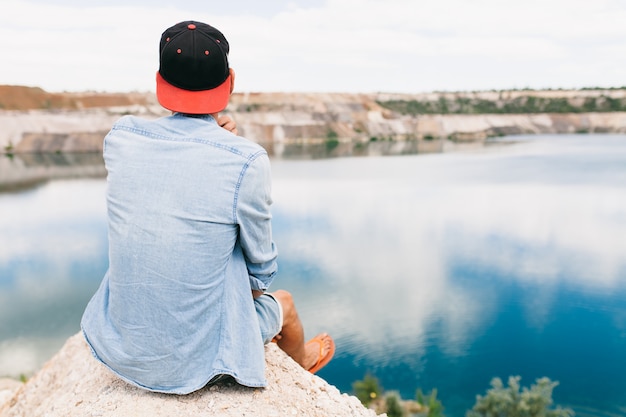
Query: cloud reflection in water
269 136 626 383
0 179 108 376
0 135 624 414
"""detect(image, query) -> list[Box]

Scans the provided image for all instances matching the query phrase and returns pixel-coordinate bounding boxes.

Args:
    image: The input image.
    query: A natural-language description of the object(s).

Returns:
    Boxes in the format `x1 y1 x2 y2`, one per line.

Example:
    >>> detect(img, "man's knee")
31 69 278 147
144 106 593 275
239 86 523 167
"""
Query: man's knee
272 290 297 322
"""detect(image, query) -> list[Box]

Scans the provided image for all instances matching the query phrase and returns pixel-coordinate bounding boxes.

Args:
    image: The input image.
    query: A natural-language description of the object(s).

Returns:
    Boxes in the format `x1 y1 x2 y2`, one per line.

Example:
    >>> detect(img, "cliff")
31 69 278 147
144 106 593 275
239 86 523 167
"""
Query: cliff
0 333 380 417
228 91 626 143
1 88 626 154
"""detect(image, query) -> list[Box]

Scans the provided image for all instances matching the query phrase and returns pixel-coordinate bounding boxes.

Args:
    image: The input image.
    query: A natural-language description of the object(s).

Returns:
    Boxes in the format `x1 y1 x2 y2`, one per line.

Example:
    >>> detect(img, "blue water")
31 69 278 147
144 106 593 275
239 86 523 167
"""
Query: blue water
1 134 625 416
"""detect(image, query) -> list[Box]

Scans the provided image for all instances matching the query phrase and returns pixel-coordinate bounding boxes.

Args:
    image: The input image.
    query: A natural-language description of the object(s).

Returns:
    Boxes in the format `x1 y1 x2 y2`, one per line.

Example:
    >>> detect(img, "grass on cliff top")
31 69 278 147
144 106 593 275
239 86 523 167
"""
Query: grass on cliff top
378 94 626 116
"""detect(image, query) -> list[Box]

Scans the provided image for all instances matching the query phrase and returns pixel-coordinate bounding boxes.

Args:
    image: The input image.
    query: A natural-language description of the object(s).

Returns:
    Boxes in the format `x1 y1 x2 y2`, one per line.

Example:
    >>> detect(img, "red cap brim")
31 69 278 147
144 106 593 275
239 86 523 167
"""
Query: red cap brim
156 71 232 114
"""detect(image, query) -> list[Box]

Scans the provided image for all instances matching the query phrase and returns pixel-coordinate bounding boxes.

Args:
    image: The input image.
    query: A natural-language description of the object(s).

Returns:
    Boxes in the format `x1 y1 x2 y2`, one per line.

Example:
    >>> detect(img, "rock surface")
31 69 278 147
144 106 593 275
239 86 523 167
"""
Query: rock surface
0 380 21 412
0 333 381 417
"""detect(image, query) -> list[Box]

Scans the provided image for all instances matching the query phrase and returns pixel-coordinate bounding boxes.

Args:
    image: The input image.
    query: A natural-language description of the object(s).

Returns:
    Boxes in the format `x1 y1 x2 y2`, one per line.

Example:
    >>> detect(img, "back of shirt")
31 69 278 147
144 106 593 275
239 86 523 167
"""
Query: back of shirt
81 113 278 394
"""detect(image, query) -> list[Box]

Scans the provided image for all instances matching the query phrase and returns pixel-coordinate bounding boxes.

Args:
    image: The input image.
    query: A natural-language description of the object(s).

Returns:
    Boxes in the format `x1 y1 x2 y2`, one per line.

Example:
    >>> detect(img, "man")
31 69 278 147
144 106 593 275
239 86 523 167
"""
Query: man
81 20 334 394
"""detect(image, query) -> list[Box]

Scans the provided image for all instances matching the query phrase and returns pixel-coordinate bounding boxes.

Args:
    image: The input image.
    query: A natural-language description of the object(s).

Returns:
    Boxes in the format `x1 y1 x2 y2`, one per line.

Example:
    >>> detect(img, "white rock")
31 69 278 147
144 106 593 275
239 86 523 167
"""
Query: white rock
0 333 383 417
0 379 22 410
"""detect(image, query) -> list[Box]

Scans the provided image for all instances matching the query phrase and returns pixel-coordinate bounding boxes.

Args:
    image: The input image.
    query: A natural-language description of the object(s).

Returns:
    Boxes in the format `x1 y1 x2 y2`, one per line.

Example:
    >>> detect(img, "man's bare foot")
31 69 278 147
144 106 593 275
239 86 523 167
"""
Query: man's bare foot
302 333 335 373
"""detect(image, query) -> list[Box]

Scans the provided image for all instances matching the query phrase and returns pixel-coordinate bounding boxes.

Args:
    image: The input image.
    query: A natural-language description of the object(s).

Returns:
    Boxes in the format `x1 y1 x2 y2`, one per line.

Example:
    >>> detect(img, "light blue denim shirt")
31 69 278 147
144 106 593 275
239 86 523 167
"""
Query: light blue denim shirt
81 113 278 394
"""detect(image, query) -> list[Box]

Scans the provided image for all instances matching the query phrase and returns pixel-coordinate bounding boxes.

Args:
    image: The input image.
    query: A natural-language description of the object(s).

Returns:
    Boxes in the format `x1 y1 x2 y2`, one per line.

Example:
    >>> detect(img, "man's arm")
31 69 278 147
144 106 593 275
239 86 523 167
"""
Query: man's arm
236 153 278 293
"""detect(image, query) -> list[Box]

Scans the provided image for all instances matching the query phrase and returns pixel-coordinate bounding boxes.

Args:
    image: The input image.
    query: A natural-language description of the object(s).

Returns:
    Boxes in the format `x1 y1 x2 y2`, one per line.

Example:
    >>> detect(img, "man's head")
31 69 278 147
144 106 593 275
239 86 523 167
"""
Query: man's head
156 21 235 115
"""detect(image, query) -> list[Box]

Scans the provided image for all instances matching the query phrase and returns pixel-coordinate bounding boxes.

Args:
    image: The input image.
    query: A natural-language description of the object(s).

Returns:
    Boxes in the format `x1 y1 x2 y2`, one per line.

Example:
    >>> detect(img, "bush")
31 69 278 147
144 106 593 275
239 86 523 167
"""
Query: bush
417 388 445 417
466 376 574 417
352 373 383 407
386 393 405 417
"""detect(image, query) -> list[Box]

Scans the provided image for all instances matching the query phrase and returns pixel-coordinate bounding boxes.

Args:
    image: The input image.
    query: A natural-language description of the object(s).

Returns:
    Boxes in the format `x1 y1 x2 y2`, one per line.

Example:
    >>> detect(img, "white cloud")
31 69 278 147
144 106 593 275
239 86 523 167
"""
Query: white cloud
1 0 626 94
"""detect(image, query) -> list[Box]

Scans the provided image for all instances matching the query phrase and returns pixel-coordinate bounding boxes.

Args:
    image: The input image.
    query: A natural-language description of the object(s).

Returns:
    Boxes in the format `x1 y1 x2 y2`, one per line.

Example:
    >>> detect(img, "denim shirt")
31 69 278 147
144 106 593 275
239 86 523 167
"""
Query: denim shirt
81 113 278 394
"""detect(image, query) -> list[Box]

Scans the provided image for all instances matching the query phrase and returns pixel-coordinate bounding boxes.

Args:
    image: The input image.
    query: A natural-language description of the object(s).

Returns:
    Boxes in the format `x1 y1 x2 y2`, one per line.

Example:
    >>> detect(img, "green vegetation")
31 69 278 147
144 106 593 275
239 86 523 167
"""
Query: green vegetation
353 373 382 407
579 86 626 90
467 376 573 417
325 129 340 150
369 135 394 142
352 374 443 416
417 389 444 417
326 129 339 141
386 393 405 417
378 94 626 116
352 374 572 417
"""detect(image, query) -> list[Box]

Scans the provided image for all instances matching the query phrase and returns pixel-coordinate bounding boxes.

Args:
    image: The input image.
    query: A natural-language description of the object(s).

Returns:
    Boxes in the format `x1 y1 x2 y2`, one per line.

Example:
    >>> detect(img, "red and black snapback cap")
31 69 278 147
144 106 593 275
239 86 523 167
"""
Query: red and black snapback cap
156 21 232 114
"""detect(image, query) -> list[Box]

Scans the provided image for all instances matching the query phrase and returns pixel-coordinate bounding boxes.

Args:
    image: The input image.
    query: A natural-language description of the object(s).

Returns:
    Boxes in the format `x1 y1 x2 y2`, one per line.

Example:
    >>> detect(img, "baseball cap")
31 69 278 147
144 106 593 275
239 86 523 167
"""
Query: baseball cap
156 21 232 114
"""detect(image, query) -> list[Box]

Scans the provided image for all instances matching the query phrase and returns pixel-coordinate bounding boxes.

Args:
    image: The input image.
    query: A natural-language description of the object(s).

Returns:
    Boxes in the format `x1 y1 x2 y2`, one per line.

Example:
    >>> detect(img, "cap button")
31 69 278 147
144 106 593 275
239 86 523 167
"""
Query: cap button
188 23 196 30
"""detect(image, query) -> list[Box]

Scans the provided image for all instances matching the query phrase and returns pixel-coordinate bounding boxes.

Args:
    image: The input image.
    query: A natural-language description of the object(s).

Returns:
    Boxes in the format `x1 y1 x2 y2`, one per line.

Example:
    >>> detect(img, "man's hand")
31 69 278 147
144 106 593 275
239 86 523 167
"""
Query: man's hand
216 114 238 135
252 290 264 299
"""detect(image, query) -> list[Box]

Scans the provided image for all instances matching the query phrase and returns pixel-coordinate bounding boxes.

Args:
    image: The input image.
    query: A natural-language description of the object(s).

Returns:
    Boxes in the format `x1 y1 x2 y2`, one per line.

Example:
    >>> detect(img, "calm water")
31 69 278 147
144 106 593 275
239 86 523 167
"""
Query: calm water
1 135 625 416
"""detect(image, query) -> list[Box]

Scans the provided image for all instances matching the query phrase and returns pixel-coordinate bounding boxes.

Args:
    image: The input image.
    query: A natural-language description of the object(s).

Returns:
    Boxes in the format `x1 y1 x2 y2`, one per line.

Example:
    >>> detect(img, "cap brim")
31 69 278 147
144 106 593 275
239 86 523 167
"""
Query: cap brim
156 72 232 114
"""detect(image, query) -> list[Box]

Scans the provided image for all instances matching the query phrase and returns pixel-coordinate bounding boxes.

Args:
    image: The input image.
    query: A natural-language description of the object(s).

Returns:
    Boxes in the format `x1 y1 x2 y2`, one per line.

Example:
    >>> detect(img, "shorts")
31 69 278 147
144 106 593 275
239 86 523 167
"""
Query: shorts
255 293 283 344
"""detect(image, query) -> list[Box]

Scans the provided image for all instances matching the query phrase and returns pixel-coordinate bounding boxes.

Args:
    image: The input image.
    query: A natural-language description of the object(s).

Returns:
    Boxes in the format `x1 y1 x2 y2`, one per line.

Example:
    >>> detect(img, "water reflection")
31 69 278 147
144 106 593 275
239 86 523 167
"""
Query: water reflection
0 138 463 191
0 180 108 375
1 135 625 416
269 135 626 414
262 137 446 160
0 153 106 192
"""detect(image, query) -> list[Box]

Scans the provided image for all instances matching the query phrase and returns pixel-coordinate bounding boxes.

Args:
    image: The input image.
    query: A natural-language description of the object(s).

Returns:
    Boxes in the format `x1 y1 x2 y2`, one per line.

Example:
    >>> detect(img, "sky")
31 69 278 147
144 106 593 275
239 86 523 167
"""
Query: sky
1 0 625 94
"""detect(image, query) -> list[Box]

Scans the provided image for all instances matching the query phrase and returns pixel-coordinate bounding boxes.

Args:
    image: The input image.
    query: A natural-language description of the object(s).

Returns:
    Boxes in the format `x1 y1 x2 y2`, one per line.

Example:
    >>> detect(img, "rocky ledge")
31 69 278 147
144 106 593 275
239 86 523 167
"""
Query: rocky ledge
0 333 380 417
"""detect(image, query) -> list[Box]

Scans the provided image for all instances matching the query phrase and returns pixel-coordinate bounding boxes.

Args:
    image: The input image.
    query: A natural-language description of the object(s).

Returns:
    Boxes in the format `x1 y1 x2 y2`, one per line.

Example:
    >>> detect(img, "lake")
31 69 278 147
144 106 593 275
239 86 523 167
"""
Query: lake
1 134 625 416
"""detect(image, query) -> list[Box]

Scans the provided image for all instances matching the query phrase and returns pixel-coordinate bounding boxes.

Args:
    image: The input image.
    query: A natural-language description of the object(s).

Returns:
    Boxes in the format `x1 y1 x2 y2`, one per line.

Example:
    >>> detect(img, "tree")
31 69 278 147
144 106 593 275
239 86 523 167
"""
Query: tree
466 376 574 417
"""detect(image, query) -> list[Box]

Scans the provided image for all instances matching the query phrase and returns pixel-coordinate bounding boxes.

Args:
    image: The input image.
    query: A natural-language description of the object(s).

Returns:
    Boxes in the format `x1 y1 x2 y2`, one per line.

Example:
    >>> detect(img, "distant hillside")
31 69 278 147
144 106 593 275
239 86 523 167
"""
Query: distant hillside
2 84 626 114
0 85 154 110
1 86 626 154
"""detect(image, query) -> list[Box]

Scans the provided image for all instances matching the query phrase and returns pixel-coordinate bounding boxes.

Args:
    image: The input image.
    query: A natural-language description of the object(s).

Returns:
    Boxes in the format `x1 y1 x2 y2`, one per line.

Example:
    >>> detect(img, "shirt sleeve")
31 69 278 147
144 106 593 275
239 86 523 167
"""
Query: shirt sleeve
235 152 278 291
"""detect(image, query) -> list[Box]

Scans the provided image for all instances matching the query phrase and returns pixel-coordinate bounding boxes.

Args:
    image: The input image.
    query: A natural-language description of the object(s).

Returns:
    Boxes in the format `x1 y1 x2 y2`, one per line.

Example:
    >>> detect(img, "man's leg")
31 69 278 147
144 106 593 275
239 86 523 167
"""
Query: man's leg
271 289 334 372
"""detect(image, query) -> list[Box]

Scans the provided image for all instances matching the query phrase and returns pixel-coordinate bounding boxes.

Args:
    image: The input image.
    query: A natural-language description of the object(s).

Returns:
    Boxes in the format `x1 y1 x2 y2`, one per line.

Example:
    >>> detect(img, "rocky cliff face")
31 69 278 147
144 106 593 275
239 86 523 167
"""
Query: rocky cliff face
229 92 626 143
0 333 381 417
1 92 626 154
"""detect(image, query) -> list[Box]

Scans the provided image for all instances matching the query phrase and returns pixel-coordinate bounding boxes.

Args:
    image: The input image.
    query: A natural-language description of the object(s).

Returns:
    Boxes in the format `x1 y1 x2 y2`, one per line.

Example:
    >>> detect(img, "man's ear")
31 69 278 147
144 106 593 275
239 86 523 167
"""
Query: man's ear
229 68 236 94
